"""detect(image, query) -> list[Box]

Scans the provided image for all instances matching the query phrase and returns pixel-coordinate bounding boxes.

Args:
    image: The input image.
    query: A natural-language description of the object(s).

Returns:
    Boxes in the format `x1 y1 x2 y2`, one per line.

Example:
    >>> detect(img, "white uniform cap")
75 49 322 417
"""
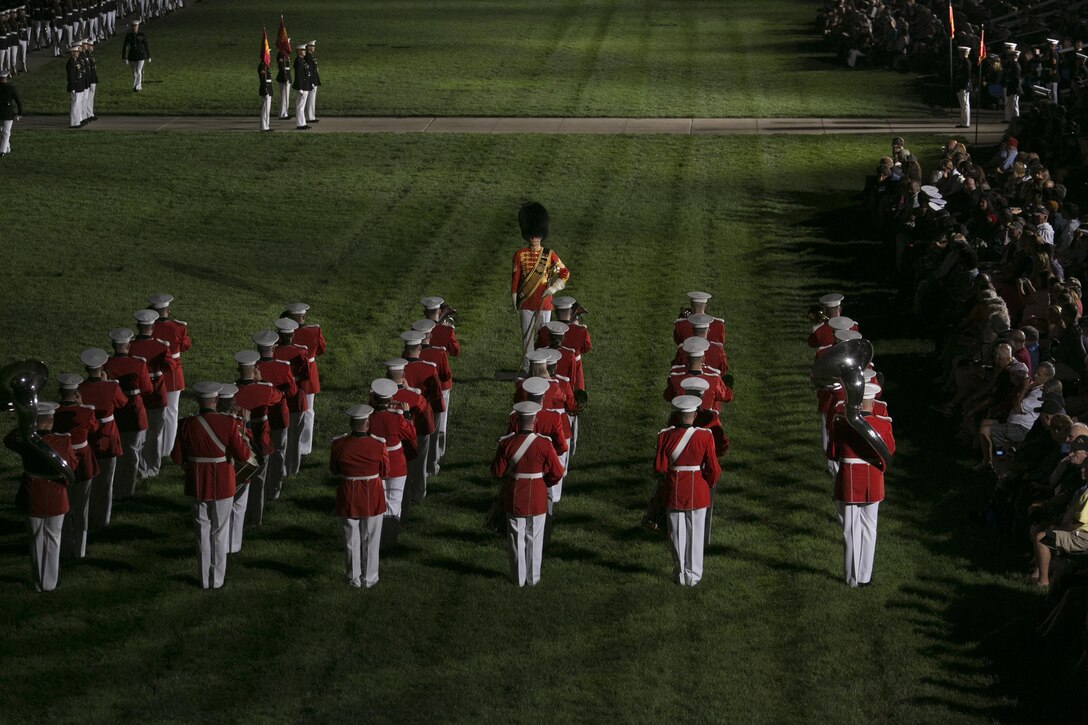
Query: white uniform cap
687 313 713 329
307 40 317 46
1004 42 1017 50
513 401 541 416
863 383 881 400
928 198 948 211
131 19 141 25
192 381 223 398
420 296 444 310
671 395 702 413
863 369 878 381
285 302 310 315
680 377 710 392
69 45 81 52
147 293 174 309
522 376 550 396
819 293 844 308
545 321 569 335
370 378 398 398
252 331 279 347
56 372 83 389
543 349 562 365
235 350 260 366
274 317 299 333
526 349 551 364
347 404 374 420
133 309 159 326
687 291 712 303
682 337 710 355
827 316 856 331
384 358 408 371
834 329 863 342
218 383 239 399
400 330 426 345
412 319 437 333
920 184 941 198
552 296 575 310
36 401 60 415
109 327 135 344
958 46 972 53
1011 50 1021 58
1047 38 1059 45
80 348 109 369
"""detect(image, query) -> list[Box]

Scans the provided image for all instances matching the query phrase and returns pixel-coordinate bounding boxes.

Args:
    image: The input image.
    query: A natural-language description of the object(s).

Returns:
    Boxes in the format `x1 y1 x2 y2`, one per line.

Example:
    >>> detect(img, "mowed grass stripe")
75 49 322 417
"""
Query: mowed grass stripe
0 132 1020 722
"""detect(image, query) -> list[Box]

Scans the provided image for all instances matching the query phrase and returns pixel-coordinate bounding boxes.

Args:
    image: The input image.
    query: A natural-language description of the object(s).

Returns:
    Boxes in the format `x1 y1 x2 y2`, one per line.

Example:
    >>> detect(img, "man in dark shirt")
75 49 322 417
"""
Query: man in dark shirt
0 69 23 156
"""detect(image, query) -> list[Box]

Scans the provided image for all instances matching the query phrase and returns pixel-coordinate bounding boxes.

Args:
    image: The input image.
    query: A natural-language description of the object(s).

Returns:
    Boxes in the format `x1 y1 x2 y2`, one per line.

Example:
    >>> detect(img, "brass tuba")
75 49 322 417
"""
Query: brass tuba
1 360 76 484
810 339 893 468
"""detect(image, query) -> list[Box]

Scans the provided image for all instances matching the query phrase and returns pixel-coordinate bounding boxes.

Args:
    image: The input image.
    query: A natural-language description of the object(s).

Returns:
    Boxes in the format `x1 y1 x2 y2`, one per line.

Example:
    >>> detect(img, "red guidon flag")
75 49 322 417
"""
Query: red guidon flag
978 28 986 64
260 27 271 66
275 15 291 57
948 2 955 38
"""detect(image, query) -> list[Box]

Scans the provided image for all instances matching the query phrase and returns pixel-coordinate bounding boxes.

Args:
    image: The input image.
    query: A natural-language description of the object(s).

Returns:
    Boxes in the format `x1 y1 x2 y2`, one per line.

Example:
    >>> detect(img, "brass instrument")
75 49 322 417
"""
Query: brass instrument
810 339 893 468
1 360 76 485
573 388 588 414
570 302 589 324
438 303 458 327
678 305 692 319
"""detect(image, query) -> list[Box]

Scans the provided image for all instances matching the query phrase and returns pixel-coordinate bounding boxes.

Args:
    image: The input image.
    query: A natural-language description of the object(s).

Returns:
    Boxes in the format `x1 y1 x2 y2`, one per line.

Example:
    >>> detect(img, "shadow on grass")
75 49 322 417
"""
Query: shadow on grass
418 557 505 579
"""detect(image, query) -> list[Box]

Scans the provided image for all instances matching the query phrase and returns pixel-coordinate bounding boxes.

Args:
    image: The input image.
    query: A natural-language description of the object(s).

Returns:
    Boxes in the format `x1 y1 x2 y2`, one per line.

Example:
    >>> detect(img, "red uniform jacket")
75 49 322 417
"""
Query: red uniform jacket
54 402 100 481
654 425 721 510
826 413 896 504
388 387 435 437
825 398 888 441
671 341 728 374
505 409 569 456
404 358 444 413
152 317 191 392
78 379 127 458
103 354 153 432
171 410 251 500
255 358 297 429
330 432 390 518
129 336 171 409
673 317 726 345
512 247 569 312
538 322 592 357
429 324 460 357
514 378 575 437
807 322 835 349
274 343 312 412
235 380 285 457
291 324 326 394
420 346 453 392
491 431 565 516
368 409 418 478
663 368 731 407
8 430 78 517
554 346 585 391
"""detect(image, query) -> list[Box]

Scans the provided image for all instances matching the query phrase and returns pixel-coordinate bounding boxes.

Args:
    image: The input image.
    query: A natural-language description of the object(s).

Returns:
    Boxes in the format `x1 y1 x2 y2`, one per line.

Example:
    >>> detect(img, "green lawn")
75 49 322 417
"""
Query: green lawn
13 0 929 118
0 132 1049 722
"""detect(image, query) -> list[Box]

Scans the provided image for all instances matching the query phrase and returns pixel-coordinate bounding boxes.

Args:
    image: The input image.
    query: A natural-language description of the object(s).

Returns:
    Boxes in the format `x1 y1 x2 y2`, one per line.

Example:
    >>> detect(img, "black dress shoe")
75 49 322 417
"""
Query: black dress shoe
70 124 81 129
296 125 311 130
309 119 319 123
262 128 275 132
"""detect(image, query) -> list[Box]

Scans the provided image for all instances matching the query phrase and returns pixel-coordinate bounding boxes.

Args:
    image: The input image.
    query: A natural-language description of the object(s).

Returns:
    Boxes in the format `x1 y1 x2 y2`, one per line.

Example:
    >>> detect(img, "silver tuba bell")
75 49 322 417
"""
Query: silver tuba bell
1 359 76 484
810 338 893 469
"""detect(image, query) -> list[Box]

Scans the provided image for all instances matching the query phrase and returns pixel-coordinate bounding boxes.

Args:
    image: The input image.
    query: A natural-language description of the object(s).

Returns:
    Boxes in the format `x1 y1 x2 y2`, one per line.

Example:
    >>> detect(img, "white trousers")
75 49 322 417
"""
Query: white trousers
837 501 879 587
286 410 304 476
266 427 288 501
160 390 181 458
141 407 165 478
547 451 568 515
342 516 382 588
89 456 116 529
230 483 249 553
306 85 317 120
18 39 27 71
300 393 315 455
69 91 81 126
957 89 970 127
259 94 271 131
507 513 546 586
438 389 450 460
570 415 579 458
193 497 232 589
1005 92 1019 120
279 81 291 117
519 309 551 359
409 433 430 504
1050 81 1059 104
382 475 407 519
668 508 706 586
62 479 92 560
29 514 64 592
131 59 144 91
115 429 146 498
245 456 270 526
0 119 11 154
295 89 309 127
87 82 96 117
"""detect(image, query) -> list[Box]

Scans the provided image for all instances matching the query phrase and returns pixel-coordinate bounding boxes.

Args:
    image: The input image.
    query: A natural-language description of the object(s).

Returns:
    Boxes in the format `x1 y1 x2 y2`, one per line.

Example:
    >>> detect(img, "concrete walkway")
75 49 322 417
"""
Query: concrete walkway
17 113 1009 138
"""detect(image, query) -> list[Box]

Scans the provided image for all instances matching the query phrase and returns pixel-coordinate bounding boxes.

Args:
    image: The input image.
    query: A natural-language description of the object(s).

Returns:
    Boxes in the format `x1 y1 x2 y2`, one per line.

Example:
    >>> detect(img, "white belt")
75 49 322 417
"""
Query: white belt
171 352 181 359
149 371 162 378
841 457 871 465
671 465 701 472
72 441 88 450
250 415 268 423
307 357 316 363
98 415 114 423
341 474 380 481
386 443 402 452
547 408 565 414
125 388 141 396
512 472 543 479
190 456 227 464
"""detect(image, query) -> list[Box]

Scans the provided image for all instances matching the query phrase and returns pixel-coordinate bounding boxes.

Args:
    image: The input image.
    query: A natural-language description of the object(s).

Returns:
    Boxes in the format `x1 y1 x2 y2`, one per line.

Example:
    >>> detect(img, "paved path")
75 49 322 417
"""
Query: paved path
17 113 1009 138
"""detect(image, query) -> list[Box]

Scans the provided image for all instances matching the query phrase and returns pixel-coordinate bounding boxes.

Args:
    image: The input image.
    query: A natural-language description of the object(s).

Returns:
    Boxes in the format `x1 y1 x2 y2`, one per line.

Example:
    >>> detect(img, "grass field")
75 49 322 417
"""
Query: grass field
13 0 930 118
0 131 1061 722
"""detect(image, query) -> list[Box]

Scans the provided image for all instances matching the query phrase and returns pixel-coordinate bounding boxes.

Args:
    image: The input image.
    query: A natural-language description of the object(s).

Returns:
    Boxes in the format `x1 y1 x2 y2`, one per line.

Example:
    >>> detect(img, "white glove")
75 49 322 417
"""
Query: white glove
511 294 519 313
542 278 566 297
124 59 129 64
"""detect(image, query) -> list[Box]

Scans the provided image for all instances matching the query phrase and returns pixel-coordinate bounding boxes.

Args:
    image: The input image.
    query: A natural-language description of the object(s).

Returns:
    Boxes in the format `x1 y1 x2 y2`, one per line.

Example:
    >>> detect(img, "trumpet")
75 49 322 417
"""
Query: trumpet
571 302 589 323
438 303 458 327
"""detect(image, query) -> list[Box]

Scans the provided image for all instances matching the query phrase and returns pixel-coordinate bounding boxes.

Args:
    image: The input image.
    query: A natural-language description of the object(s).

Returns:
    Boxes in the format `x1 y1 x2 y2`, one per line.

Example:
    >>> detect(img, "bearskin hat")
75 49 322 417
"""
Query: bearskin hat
518 201 550 242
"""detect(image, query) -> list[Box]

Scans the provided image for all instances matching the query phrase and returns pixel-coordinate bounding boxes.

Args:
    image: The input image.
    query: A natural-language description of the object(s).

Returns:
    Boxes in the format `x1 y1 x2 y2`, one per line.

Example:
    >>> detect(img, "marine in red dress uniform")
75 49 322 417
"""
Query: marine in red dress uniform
673 292 726 345
148 293 191 460
282 302 326 458
254 331 299 502
414 319 453 475
131 308 171 478
104 328 154 500
77 347 127 530
491 401 565 587
273 317 313 477
235 349 286 528
54 373 100 560
368 378 418 522
331 404 390 588
512 202 570 360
